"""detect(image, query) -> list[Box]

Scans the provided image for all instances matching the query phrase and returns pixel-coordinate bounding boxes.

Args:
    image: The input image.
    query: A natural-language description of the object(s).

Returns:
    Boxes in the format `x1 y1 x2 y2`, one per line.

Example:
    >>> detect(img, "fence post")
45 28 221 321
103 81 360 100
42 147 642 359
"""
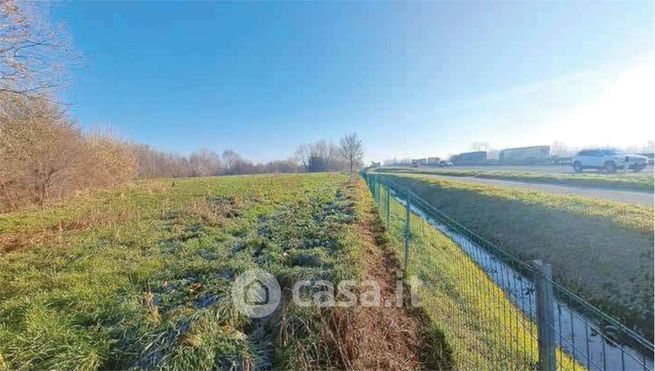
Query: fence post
377 176 381 207
385 183 390 229
376 176 380 203
404 190 411 270
533 260 556 371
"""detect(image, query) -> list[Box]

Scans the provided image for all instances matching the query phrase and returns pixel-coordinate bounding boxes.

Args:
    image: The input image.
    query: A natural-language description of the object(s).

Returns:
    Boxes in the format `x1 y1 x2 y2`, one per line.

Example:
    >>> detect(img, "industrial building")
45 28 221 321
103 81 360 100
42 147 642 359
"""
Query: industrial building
499 146 550 161
451 151 487 163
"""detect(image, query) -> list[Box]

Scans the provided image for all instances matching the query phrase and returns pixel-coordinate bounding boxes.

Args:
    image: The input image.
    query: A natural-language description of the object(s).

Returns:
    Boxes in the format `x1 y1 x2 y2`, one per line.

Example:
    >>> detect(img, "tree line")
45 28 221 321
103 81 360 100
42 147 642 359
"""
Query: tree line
0 2 364 211
130 146 302 179
293 135 363 174
0 92 363 210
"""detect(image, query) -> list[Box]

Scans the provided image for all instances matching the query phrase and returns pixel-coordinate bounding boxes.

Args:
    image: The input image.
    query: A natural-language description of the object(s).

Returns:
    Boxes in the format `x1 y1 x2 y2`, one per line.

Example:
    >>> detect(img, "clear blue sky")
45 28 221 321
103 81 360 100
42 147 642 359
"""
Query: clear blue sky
49 1 654 162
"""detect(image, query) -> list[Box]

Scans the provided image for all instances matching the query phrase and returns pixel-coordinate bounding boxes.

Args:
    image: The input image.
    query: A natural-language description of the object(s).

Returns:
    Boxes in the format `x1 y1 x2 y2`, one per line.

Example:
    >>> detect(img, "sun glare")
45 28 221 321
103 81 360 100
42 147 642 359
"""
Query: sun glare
547 62 655 147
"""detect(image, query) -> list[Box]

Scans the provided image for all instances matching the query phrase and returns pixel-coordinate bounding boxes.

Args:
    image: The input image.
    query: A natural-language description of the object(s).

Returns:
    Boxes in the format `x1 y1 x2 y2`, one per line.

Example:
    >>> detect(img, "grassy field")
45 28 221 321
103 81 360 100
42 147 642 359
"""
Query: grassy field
376 167 655 192
0 172 616 369
1 174 439 369
383 173 654 340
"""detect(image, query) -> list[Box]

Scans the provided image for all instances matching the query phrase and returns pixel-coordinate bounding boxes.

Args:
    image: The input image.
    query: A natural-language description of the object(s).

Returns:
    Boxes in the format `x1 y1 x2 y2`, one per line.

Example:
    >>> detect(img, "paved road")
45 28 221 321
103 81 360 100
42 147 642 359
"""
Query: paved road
447 164 654 177
422 174 654 206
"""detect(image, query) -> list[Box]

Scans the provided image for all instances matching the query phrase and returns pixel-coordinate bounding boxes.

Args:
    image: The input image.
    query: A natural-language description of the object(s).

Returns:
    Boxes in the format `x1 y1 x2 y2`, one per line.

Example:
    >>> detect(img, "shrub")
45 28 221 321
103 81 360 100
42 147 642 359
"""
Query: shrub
0 94 136 211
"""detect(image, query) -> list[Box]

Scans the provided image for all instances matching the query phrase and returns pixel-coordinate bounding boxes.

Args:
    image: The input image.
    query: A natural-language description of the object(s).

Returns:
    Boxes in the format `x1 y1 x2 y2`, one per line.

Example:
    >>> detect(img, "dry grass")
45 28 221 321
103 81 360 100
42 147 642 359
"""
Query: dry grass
275 177 449 370
326 183 426 370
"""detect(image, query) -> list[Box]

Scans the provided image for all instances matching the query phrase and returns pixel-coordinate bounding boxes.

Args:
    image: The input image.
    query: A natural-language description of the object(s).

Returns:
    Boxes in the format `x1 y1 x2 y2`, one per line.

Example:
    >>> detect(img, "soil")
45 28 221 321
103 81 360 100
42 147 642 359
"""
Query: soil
319 185 452 370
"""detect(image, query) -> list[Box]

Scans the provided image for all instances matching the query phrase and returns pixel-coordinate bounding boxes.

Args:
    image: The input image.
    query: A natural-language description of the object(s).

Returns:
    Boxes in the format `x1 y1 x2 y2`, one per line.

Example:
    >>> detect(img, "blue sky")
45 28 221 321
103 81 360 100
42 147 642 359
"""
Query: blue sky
49 1 654 162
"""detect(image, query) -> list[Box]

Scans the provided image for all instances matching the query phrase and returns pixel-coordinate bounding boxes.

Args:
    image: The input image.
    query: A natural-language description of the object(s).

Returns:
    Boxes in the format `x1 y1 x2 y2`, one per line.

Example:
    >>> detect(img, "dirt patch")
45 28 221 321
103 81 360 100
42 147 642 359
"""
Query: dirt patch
277 179 452 370
331 203 450 370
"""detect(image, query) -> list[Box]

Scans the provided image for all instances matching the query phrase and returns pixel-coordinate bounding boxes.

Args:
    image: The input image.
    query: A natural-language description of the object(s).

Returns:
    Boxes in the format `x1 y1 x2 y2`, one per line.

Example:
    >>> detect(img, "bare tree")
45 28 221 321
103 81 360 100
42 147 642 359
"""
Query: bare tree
263 159 300 173
131 145 301 179
0 91 308 210
222 150 242 175
0 94 83 207
338 132 364 173
640 141 654 154
551 141 568 157
294 144 311 172
470 142 490 152
1 0 74 96
130 144 197 179
326 141 347 171
190 147 222 176
295 140 349 173
0 94 139 210
308 140 330 172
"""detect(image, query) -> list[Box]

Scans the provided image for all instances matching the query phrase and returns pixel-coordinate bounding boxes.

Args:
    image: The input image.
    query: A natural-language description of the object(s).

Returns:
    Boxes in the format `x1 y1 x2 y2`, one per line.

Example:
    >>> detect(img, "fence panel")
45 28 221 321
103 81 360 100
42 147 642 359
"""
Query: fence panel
362 172 654 371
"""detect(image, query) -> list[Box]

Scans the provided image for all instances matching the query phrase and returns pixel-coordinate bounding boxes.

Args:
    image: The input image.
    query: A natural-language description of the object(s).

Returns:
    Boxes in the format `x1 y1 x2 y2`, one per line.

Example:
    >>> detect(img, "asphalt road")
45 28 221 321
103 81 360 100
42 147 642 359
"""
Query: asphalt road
448 164 654 177
422 174 654 206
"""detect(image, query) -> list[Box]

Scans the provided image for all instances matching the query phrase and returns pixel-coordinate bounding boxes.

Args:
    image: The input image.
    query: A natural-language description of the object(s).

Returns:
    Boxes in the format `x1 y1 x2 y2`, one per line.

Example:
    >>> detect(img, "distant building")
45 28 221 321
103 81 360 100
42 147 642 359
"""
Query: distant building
499 146 550 161
451 151 487 163
411 158 428 167
426 157 440 166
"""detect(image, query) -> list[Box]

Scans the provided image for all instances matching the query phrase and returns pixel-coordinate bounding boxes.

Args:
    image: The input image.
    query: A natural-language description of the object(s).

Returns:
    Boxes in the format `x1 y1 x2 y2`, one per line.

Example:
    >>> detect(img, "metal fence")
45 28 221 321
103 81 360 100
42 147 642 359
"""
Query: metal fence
363 172 654 371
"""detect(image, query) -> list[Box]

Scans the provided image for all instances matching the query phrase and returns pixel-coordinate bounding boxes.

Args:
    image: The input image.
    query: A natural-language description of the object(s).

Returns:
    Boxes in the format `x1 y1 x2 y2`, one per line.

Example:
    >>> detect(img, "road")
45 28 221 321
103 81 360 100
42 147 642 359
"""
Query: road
445 164 654 177
422 174 654 206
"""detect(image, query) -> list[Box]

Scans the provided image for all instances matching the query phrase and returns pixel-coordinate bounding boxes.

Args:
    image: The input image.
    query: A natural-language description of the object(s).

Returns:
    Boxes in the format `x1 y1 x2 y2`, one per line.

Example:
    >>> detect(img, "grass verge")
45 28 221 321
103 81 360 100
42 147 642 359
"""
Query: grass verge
383 173 654 341
374 181 579 370
376 167 654 192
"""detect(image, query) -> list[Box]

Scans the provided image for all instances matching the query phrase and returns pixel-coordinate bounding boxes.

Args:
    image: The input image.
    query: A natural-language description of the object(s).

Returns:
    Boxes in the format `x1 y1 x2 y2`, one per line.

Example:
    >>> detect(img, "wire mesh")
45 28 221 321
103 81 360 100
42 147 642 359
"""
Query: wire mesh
362 172 654 371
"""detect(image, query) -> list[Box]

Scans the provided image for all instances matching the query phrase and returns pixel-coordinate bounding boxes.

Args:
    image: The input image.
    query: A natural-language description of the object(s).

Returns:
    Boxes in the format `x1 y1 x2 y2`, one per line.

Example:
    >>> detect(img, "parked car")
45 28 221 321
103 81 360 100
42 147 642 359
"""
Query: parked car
439 161 454 167
572 149 649 173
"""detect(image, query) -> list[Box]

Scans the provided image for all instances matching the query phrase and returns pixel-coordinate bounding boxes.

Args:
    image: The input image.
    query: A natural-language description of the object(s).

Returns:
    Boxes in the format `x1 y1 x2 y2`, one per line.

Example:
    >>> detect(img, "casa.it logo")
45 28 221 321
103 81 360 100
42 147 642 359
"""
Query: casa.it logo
231 269 281 318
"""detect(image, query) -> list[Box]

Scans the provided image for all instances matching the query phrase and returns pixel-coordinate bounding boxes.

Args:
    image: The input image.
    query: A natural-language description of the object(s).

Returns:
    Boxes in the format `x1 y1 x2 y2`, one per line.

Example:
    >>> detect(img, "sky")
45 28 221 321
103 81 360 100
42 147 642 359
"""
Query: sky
48 1 654 163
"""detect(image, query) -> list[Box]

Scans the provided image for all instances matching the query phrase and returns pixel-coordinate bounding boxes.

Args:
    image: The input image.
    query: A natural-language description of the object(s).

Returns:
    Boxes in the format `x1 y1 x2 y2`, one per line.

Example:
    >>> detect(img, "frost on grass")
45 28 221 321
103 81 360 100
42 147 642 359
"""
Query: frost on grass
0 174 400 370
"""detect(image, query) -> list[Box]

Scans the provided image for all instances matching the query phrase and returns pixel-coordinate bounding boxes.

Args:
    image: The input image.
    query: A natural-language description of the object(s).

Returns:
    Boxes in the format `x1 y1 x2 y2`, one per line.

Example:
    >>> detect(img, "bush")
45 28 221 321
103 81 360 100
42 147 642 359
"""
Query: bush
80 133 137 189
0 94 136 211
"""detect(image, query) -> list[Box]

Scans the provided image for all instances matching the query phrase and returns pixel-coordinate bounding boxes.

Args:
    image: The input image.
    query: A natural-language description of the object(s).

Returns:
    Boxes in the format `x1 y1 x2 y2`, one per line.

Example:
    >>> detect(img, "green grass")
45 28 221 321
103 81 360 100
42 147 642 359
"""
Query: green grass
376 167 655 192
2 171 634 369
376 183 579 370
383 173 654 340
0 174 372 369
